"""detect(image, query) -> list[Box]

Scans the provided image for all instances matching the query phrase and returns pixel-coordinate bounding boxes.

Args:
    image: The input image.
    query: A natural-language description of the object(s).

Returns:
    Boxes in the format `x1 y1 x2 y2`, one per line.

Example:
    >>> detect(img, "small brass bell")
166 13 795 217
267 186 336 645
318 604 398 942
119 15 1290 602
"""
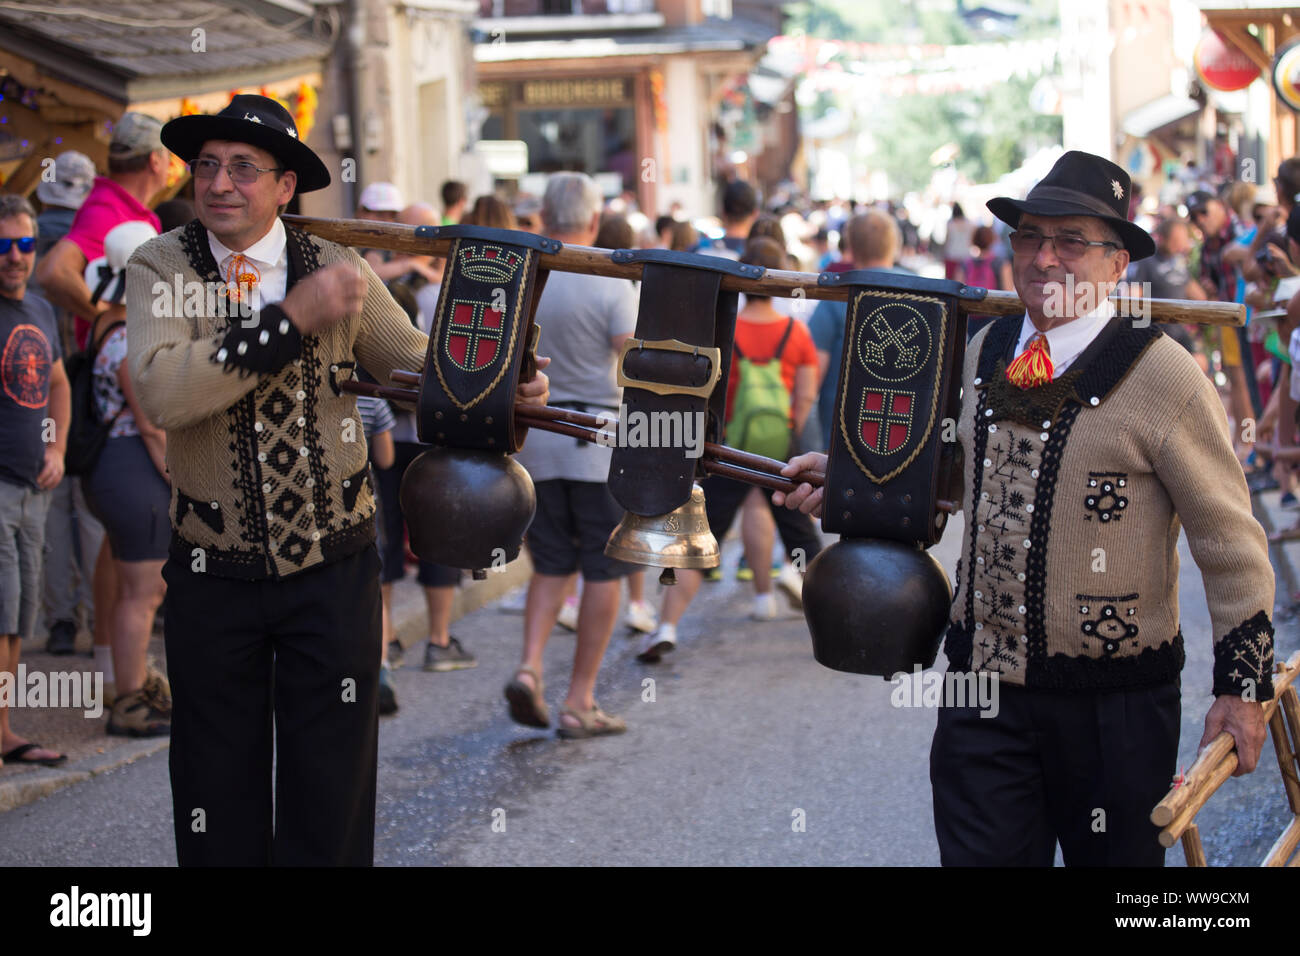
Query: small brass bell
605 484 719 583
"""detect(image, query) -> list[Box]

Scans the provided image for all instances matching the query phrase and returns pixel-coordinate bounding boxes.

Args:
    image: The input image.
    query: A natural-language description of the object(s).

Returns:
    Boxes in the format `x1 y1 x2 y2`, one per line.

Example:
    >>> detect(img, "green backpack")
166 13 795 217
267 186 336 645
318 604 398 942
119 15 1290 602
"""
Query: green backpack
729 319 795 460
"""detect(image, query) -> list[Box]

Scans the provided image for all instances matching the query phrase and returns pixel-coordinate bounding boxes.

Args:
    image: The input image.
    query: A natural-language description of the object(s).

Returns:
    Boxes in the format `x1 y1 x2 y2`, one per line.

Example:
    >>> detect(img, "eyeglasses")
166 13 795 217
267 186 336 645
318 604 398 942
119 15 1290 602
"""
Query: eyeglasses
0 237 36 254
1009 229 1120 260
188 159 283 184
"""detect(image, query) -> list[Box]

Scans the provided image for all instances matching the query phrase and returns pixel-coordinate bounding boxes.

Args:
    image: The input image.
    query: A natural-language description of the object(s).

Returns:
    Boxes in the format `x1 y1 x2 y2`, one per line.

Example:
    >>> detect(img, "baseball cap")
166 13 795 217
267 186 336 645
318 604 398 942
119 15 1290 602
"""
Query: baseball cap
359 182 404 213
110 112 164 159
35 150 96 209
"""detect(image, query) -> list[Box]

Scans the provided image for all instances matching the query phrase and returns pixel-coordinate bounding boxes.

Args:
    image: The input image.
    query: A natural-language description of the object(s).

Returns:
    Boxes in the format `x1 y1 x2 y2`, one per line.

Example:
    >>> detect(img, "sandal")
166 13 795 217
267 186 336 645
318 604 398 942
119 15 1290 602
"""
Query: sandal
557 703 627 739
1 742 67 768
504 666 549 728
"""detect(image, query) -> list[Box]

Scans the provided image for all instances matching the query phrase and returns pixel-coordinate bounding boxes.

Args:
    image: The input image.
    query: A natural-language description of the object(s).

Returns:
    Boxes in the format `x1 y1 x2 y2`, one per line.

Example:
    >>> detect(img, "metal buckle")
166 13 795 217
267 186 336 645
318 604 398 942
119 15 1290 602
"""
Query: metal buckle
616 337 722 399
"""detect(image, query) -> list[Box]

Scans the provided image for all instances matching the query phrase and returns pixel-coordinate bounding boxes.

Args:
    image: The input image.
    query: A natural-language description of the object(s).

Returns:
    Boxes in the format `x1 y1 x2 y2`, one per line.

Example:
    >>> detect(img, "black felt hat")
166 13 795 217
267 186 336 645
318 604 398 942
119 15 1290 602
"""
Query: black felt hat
162 94 330 194
987 150 1154 261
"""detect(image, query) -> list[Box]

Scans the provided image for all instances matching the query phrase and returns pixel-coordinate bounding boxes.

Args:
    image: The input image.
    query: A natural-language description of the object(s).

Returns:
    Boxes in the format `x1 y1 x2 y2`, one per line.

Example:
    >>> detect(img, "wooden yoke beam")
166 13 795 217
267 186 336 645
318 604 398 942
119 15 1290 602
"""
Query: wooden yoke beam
283 215 1247 328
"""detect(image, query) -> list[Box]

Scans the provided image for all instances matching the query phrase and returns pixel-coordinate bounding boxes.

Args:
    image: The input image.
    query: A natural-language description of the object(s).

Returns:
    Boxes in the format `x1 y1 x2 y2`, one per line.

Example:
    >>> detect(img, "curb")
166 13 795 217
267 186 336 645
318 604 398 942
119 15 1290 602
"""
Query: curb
0 737 169 814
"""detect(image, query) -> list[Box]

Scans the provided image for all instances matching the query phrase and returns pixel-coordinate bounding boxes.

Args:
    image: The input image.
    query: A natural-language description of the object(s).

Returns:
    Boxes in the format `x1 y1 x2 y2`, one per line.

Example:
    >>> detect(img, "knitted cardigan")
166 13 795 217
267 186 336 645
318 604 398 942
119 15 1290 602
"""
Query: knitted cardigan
944 314 1275 699
124 219 427 580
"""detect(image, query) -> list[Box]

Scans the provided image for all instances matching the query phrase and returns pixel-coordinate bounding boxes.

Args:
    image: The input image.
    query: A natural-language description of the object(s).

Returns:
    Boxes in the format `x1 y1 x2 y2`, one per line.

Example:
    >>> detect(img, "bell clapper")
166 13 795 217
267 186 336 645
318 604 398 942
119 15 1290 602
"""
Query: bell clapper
659 568 677 586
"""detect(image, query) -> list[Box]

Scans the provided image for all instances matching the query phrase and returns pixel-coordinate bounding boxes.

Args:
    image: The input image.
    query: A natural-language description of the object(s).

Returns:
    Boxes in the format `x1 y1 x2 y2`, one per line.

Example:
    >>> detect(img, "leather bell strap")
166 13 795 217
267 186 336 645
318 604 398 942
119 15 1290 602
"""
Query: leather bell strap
414 225 558 453
1005 331 1054 388
818 270 969 546
607 250 758 517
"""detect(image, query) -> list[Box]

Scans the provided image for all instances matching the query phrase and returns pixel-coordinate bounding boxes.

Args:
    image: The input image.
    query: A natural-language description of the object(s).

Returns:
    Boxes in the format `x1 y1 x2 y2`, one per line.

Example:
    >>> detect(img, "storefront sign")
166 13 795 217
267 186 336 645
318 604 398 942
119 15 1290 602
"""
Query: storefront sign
1274 37 1300 113
1194 29 1261 92
479 78 632 111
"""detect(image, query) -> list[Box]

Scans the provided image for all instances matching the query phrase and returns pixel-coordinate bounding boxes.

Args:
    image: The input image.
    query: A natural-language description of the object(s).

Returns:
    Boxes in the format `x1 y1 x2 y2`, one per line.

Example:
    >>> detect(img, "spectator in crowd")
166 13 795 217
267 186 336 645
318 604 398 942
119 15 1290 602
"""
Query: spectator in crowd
507 172 637 738
153 198 196 233
357 182 414 282
697 180 760 258
79 220 171 736
808 210 908 451
371 200 472 674
0 195 70 768
655 214 675 248
31 149 99 657
35 150 96 257
668 220 697 253
355 394 398 712
941 202 975 280
961 225 1013 339
513 195 542 233
36 113 166 351
1188 190 1255 457
1127 217 1204 354
637 238 821 662
461 195 515 231
34 113 166 682
594 214 634 251
441 180 468 225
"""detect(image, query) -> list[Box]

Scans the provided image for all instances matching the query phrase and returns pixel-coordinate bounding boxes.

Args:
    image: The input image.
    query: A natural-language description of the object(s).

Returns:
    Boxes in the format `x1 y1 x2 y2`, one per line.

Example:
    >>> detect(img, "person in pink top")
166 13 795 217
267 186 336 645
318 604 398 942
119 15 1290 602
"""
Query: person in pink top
36 112 167 351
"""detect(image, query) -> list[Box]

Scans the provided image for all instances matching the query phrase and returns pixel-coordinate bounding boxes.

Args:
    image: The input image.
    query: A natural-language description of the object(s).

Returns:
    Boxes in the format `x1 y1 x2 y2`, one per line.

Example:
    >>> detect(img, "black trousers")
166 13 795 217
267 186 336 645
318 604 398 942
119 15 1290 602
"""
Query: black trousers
701 475 824 565
374 441 461 587
162 545 382 866
929 677 1180 866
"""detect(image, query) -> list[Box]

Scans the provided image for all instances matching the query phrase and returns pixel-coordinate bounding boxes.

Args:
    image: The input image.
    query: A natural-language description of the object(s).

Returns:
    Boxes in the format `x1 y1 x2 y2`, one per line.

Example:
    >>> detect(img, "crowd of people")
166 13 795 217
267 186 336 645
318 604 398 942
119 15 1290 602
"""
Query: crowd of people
5 121 1300 762
0 97 1289 867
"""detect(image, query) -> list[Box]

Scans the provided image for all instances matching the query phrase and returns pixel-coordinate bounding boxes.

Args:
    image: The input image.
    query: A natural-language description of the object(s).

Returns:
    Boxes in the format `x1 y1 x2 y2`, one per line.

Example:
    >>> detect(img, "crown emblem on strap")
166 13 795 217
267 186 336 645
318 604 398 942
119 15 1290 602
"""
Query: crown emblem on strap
458 243 524 283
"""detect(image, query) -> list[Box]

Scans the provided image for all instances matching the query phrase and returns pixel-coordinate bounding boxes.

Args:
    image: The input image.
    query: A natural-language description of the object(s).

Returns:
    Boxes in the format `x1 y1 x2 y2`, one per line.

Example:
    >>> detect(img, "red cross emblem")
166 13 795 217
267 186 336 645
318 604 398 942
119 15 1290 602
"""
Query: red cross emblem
446 299 505 372
859 388 913 454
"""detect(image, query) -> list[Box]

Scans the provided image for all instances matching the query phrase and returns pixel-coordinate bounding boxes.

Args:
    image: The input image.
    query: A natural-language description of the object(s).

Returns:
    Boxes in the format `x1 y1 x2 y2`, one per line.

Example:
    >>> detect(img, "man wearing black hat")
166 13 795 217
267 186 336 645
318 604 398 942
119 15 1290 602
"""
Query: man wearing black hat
778 150 1274 865
124 95 547 865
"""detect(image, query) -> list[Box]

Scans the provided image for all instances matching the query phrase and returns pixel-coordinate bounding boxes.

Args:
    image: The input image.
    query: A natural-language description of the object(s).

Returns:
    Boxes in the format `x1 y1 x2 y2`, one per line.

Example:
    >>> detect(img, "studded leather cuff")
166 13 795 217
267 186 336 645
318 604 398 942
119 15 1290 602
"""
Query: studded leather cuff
212 304 303 376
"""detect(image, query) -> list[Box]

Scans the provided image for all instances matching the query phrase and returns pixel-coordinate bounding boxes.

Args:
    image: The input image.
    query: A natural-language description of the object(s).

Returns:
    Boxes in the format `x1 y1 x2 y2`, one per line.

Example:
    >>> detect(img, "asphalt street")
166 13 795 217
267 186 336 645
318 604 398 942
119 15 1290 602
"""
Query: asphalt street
1 511 1295 866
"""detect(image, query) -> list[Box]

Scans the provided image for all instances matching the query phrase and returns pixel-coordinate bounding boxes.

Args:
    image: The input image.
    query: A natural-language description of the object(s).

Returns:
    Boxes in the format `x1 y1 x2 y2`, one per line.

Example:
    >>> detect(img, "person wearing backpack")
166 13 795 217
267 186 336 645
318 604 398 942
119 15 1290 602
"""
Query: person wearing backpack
79 220 172 737
636 238 823 662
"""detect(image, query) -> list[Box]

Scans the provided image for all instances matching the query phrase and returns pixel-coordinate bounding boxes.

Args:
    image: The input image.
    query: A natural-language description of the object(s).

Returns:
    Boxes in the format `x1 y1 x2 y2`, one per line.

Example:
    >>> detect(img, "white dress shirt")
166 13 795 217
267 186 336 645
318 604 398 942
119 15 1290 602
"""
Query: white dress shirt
1014 300 1116 379
208 218 289 311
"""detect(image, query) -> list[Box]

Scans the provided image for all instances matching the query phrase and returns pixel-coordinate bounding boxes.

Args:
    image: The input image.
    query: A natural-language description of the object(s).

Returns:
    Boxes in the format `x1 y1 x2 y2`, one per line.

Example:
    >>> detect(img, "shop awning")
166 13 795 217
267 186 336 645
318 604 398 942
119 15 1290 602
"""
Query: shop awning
1121 94 1202 139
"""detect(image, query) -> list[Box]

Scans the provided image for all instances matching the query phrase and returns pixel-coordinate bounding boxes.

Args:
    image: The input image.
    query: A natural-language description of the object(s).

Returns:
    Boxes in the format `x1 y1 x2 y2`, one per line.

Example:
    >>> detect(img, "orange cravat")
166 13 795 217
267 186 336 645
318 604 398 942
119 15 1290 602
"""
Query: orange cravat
224 253 261 306
1006 331 1054 389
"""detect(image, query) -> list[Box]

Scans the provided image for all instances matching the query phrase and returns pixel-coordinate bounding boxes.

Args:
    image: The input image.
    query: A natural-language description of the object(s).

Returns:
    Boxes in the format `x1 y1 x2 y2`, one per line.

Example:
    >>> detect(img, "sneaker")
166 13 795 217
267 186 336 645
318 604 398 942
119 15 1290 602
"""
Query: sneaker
46 619 77 655
106 687 170 737
775 564 804 611
387 639 405 669
751 592 778 621
1282 492 1300 510
624 599 658 634
703 566 722 582
498 587 528 614
423 636 477 672
735 556 754 582
378 665 399 714
556 596 579 632
636 623 677 663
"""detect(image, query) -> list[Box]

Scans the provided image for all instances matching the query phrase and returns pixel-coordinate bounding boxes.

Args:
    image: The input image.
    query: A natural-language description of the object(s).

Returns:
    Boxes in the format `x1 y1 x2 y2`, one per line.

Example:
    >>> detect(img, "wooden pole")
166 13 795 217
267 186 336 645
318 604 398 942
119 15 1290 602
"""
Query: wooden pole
1151 652 1300 828
1262 816 1300 867
1181 823 1208 867
283 215 1248 327
1159 753 1237 848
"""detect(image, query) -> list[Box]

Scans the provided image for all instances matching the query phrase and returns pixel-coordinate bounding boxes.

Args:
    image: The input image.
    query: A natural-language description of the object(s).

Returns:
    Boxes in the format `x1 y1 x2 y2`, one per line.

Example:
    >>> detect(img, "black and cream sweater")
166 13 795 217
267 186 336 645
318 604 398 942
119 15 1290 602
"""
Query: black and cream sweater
124 219 427 580
945 315 1275 699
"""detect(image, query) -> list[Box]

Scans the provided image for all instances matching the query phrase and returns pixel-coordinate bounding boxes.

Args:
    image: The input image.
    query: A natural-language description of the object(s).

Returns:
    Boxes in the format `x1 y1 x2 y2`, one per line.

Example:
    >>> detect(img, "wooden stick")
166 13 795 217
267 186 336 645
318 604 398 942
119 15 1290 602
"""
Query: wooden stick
1160 752 1237 847
1270 703 1300 815
1151 652 1300 827
1262 816 1300 867
1280 685 1300 812
284 215 1246 327
1181 823 1208 867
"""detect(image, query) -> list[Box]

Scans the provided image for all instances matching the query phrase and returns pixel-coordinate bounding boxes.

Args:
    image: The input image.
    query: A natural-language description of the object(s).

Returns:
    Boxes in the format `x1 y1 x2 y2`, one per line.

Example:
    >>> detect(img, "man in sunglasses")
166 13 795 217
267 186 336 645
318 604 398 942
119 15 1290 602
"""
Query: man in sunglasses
123 94 548 866
0 195 71 768
778 150 1274 866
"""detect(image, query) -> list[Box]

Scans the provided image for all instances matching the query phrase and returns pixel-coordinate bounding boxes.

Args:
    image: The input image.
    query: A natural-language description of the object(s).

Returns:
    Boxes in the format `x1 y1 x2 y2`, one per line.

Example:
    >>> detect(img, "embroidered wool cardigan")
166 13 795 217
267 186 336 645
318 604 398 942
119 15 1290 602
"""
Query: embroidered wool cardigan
944 315 1275 699
124 219 427 580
